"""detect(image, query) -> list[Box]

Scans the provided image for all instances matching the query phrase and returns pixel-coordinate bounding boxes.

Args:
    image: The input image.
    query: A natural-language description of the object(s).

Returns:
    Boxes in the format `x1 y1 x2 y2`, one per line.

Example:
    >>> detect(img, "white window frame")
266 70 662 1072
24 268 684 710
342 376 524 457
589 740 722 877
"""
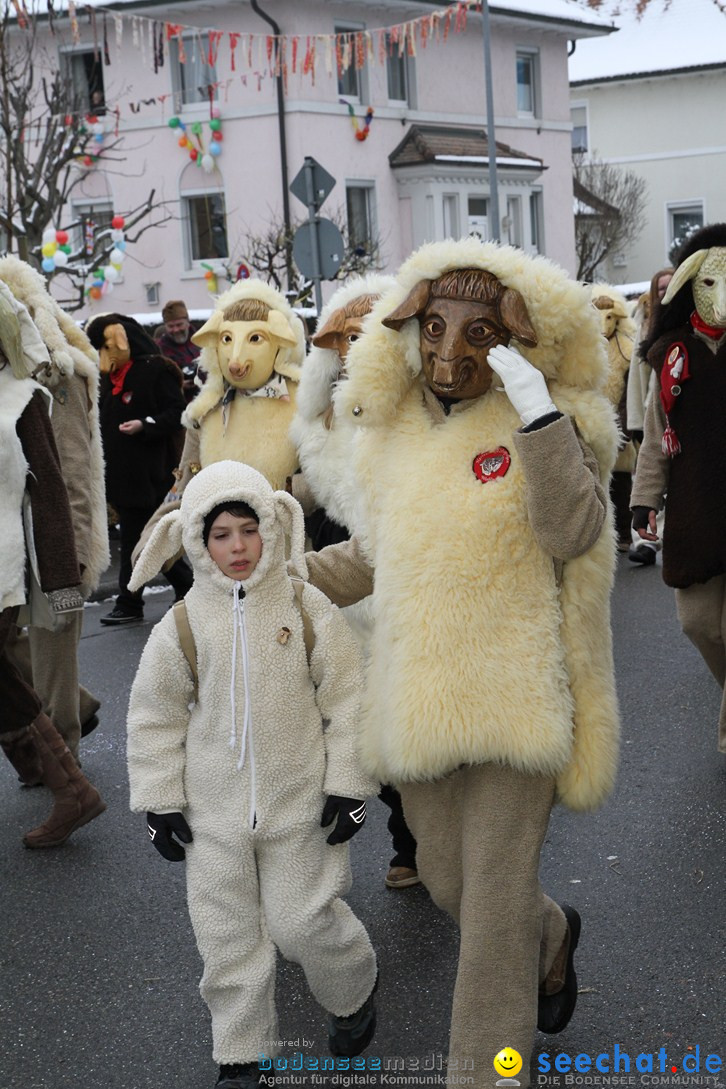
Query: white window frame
71 199 114 256
570 101 589 154
385 34 416 108
60 47 106 115
335 23 369 104
666 199 705 261
516 48 539 118
181 189 229 268
170 32 219 108
442 194 460 239
529 190 544 255
345 181 377 255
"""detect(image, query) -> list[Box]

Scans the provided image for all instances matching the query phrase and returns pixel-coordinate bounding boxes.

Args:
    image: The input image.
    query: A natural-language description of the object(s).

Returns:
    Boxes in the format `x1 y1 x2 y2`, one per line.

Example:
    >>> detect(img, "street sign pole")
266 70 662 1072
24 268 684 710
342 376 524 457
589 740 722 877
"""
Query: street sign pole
303 156 324 316
481 0 500 242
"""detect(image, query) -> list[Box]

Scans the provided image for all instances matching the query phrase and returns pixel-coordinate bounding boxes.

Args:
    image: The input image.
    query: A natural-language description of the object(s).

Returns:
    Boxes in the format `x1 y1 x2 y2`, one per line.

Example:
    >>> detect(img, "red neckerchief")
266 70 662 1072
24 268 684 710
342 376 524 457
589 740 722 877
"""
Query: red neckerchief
110 359 133 395
690 310 726 340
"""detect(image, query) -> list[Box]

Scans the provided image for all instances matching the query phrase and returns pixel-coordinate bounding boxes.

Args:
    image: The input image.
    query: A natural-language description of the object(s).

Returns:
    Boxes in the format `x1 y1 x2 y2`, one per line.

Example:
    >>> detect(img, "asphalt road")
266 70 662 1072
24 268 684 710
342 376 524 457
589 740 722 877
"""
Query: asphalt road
2 555 725 1089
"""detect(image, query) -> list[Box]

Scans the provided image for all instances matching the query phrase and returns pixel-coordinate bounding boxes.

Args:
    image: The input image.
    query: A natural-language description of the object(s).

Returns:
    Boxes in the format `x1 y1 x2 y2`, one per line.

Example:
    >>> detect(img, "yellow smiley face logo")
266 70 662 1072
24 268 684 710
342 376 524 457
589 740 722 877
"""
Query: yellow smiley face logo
494 1048 523 1078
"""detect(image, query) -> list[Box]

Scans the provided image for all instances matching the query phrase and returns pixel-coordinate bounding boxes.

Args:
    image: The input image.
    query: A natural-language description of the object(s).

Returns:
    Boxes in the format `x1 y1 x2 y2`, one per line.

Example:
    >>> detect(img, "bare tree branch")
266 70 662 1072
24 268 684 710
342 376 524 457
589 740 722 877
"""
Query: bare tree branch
573 151 648 281
0 8 170 308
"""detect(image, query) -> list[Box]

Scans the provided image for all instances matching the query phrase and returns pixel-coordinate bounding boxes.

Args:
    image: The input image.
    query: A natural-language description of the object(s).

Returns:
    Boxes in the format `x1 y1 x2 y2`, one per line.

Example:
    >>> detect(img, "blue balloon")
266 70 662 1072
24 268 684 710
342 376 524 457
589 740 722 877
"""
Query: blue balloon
116 240 127 251
41 257 55 273
209 141 222 157
94 133 104 144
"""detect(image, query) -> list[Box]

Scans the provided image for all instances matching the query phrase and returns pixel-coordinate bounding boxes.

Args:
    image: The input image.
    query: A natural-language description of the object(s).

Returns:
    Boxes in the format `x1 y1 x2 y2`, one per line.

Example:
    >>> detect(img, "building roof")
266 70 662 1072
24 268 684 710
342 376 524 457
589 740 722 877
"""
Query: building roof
389 124 544 171
569 0 726 84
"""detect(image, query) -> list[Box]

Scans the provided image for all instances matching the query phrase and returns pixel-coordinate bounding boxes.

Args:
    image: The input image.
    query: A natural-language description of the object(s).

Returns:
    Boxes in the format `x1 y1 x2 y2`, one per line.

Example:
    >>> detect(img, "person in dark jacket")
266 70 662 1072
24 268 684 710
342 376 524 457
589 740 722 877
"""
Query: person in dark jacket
88 314 193 625
155 299 201 403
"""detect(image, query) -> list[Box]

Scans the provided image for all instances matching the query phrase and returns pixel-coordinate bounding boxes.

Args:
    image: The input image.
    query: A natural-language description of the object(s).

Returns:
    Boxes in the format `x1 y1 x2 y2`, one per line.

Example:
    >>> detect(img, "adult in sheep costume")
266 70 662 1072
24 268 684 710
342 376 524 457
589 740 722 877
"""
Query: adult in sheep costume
304 238 620 1084
0 257 108 759
591 285 637 550
631 223 726 753
177 278 306 494
126 460 378 1079
289 273 419 890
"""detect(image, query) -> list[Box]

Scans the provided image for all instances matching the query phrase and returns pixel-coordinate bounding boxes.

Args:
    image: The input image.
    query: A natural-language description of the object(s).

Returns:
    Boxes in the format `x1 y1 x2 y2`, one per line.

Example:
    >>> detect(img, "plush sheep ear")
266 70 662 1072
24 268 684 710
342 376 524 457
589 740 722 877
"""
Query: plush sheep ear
191 311 223 348
129 509 184 592
663 250 707 306
266 308 299 347
381 280 431 331
273 491 308 579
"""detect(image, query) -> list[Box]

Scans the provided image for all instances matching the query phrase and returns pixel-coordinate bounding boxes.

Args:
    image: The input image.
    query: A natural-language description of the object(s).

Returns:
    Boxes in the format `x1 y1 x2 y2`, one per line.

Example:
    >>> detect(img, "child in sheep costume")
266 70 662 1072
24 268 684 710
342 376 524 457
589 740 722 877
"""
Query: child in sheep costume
631 223 726 753
0 256 108 758
304 239 620 1085
126 460 378 1085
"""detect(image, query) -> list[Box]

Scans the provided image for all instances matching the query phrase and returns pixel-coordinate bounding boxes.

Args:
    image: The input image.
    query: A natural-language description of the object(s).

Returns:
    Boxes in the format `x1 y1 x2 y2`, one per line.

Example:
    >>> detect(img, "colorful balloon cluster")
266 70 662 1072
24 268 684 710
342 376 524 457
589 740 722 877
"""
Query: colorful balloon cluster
73 113 107 169
201 262 219 295
40 227 72 274
168 108 223 174
85 215 127 302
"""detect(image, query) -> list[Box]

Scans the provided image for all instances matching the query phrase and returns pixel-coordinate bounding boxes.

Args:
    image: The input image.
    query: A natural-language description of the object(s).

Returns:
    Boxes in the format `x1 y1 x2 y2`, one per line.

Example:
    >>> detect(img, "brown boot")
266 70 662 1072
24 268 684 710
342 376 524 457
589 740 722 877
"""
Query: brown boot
1 726 43 786
22 713 107 849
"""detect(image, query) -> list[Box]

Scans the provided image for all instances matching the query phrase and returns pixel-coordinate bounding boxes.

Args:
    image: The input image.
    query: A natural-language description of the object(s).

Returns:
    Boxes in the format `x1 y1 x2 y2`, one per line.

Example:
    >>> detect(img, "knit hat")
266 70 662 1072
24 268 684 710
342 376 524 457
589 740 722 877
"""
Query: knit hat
162 299 189 323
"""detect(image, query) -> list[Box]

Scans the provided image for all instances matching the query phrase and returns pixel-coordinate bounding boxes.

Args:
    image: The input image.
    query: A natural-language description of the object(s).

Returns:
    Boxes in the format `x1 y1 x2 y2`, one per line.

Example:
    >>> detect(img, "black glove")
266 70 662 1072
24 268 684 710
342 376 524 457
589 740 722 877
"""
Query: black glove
321 795 367 845
632 506 655 533
146 811 193 862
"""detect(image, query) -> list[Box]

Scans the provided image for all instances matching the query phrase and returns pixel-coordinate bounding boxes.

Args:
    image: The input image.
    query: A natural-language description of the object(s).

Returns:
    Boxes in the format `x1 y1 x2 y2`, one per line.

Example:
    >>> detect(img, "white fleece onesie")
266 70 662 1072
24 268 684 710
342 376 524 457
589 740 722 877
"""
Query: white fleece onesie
126 460 378 1063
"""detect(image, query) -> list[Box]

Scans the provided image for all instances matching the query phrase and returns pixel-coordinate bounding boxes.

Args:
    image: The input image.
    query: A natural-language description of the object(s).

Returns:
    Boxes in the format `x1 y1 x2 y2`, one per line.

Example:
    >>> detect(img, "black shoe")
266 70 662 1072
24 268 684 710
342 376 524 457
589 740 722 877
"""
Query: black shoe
81 713 100 738
100 606 143 626
538 905 581 1034
216 1064 260 1088
628 544 656 566
328 973 378 1058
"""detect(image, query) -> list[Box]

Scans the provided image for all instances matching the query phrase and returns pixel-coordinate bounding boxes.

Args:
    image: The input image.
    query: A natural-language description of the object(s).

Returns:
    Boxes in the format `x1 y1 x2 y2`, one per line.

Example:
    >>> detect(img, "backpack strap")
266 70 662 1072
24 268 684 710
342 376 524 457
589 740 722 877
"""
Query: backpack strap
291 576 315 667
172 599 198 701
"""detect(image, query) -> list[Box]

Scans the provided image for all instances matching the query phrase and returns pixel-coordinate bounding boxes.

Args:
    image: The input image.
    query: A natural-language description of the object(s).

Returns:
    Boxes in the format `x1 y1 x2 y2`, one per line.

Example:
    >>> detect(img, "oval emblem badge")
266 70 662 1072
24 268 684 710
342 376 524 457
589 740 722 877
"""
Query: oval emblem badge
473 447 511 483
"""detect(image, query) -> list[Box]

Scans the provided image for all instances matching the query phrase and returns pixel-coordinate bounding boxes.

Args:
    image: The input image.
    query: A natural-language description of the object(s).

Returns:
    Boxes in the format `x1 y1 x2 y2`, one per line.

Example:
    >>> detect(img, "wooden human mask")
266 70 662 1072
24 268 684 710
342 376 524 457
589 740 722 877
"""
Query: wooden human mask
382 268 537 400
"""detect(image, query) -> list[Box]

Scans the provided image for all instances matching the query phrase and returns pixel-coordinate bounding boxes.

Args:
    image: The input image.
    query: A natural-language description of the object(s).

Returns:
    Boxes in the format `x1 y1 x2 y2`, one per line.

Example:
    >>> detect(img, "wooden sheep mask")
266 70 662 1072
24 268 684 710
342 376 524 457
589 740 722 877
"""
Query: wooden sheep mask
312 292 381 372
192 298 299 390
381 267 537 400
663 247 726 329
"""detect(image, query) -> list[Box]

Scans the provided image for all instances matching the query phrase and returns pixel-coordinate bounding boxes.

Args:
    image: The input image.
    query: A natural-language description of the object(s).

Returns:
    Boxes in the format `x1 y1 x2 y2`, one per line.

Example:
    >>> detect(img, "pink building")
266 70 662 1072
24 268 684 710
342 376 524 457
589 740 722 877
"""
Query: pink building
11 0 612 317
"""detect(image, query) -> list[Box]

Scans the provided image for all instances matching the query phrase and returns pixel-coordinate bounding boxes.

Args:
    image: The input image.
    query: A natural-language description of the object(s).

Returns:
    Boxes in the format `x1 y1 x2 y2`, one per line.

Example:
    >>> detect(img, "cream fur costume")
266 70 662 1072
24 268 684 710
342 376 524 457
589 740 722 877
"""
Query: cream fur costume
290 274 396 534
336 239 620 812
126 460 377 1063
177 279 306 494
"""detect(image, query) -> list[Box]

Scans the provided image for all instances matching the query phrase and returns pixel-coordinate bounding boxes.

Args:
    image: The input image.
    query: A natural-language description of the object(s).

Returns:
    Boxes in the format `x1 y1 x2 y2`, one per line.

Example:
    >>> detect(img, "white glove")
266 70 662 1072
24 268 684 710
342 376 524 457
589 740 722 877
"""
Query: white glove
487 343 557 427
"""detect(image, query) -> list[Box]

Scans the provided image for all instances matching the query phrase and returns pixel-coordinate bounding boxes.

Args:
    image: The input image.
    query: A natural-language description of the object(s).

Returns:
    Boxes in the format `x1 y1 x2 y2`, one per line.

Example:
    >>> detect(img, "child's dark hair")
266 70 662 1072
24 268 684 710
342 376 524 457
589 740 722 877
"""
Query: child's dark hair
203 501 259 546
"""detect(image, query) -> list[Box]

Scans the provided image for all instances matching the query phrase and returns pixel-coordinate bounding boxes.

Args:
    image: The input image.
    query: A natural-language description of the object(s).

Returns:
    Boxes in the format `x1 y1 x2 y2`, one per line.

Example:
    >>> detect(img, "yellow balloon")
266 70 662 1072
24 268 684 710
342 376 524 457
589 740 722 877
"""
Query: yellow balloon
41 241 57 257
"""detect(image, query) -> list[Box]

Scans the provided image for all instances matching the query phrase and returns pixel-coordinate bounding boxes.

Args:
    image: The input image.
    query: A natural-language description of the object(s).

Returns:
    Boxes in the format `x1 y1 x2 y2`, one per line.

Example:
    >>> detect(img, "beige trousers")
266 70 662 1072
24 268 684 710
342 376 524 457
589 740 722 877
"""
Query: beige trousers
6 615 100 759
675 574 726 752
401 762 567 1089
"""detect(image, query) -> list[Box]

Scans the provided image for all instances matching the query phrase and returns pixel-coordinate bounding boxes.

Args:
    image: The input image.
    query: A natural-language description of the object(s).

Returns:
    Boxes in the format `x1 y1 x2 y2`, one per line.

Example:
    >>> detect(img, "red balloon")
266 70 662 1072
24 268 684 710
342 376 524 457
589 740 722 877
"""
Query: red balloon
111 215 125 230
211 131 223 142
189 148 199 161
55 230 69 245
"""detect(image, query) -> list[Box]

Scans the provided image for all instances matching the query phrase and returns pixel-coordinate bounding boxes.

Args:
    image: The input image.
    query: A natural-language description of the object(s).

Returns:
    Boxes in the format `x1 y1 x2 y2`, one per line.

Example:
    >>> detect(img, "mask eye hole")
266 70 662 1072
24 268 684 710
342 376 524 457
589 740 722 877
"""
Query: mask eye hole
702 278 715 288
423 317 445 339
221 333 232 345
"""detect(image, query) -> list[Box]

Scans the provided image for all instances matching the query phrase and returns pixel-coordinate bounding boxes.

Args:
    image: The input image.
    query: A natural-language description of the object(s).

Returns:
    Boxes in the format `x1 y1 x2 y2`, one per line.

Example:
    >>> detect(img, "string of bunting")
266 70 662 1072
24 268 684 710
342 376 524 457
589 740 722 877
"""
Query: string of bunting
32 0 479 89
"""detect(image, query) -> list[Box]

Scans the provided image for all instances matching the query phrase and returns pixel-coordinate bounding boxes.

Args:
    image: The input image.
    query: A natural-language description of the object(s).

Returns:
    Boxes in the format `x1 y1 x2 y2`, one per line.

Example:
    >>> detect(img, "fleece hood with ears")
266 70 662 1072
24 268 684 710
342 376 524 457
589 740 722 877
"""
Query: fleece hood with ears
290 274 396 534
130 459 307 594
127 458 377 839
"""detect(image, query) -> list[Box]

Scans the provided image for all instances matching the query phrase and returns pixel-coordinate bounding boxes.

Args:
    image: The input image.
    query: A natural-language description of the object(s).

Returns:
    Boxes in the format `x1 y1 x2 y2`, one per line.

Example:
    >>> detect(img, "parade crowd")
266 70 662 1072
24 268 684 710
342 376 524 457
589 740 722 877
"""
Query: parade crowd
2 224 726 1089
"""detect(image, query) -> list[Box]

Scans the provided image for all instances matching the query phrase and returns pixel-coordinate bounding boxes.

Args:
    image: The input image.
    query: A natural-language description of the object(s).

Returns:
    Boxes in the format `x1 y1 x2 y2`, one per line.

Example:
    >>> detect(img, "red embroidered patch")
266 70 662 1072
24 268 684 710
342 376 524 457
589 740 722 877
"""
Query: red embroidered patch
121 391 133 405
472 447 511 483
